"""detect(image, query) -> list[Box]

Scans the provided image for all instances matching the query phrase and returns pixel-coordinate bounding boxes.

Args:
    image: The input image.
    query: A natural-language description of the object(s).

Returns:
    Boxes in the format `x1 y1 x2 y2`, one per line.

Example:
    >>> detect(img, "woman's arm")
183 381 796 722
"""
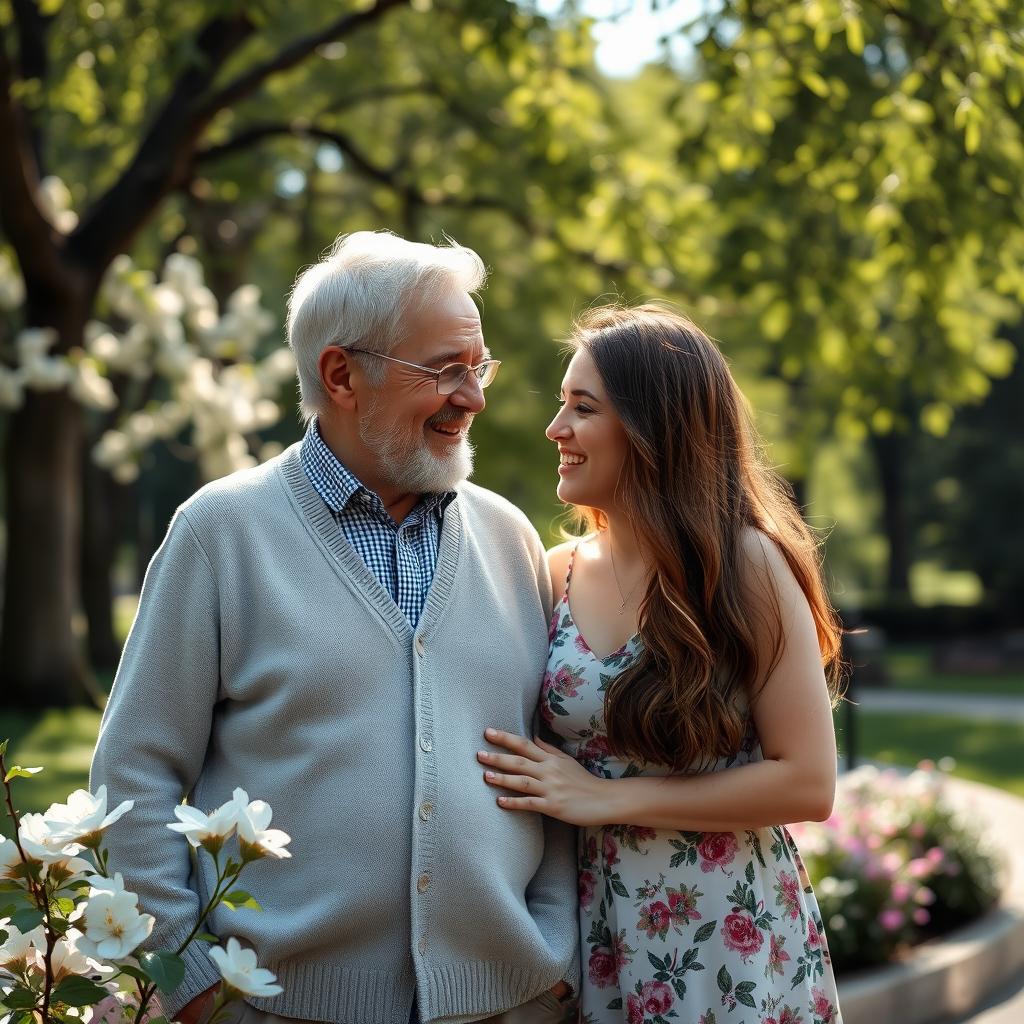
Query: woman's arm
481 531 839 831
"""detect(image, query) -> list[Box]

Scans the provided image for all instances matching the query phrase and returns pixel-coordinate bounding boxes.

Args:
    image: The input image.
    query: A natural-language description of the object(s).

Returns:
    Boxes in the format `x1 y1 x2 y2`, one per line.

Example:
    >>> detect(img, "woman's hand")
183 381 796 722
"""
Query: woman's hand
478 728 610 827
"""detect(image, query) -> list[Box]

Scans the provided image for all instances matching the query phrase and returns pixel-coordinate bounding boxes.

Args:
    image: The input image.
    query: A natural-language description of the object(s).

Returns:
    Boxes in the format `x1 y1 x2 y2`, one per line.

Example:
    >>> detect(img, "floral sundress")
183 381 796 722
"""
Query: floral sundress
540 550 842 1024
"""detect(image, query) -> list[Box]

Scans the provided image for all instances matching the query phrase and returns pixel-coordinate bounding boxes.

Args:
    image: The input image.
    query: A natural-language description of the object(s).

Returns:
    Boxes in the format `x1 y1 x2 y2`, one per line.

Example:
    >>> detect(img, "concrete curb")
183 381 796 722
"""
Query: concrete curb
837 774 1024 1024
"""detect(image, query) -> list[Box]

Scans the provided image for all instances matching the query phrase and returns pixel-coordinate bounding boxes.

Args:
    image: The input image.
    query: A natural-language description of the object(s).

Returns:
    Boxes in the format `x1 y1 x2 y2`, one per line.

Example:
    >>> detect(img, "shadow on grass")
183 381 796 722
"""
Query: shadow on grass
0 707 102 833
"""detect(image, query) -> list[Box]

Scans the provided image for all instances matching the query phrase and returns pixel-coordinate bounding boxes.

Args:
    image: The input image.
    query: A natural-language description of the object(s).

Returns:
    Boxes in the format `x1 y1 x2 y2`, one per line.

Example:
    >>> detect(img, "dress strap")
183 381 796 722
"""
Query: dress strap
560 541 582 604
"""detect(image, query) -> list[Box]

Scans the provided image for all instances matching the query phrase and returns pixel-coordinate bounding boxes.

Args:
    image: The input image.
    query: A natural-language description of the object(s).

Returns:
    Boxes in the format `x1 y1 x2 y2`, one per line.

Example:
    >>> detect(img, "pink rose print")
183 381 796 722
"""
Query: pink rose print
578 735 611 773
587 949 618 989
638 900 672 940
579 870 596 910
807 917 821 949
622 825 657 847
612 930 636 970
812 988 835 1023
547 612 559 643
721 910 764 960
640 980 674 1016
779 1007 806 1024
551 665 581 698
697 832 739 873
574 632 591 654
603 832 620 868
626 993 644 1024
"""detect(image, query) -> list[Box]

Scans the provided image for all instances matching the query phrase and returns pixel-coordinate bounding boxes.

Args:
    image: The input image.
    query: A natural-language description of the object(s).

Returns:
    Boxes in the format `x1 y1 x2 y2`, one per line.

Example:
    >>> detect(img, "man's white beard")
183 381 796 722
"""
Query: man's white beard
358 403 475 494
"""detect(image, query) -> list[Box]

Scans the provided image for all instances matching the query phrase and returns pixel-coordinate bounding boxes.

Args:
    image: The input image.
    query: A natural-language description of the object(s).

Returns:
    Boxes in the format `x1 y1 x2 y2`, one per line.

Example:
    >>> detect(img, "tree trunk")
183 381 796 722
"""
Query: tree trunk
869 429 911 601
80 454 122 671
1 390 88 706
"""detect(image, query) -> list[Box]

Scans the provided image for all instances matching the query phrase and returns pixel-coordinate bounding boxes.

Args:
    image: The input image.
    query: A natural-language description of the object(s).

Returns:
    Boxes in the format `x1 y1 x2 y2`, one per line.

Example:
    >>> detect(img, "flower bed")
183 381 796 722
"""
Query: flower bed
789 762 1003 973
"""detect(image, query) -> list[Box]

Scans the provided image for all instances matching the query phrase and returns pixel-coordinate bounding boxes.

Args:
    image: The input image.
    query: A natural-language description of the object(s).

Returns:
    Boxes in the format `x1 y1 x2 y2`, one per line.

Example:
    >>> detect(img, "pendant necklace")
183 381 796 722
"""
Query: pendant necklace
608 538 645 614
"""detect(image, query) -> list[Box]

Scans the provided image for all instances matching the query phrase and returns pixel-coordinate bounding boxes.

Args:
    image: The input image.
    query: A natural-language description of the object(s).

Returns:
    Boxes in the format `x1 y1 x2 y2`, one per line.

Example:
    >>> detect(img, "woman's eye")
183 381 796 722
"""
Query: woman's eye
575 404 594 415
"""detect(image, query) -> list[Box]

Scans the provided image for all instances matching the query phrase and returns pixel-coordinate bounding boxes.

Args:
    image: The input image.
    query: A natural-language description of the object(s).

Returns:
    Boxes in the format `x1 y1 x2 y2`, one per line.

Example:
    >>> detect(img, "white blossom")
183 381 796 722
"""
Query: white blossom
166 800 238 850
0 366 24 410
0 920 38 973
71 358 118 411
18 812 84 863
43 786 134 847
208 938 282 998
38 176 79 232
0 251 25 310
72 873 155 961
231 789 291 861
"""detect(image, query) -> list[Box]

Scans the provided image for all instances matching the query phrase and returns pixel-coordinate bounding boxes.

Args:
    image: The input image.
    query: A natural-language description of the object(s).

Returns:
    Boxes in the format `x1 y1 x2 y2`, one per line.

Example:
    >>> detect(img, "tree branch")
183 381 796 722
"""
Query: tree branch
193 122 630 276
10 0 51 170
0 20 63 291
194 0 411 123
67 13 255 274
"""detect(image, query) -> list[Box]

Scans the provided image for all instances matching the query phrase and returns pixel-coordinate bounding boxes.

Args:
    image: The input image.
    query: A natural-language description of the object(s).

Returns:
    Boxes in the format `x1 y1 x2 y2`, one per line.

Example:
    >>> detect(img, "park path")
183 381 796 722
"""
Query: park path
941 971 1024 1024
852 690 1024 723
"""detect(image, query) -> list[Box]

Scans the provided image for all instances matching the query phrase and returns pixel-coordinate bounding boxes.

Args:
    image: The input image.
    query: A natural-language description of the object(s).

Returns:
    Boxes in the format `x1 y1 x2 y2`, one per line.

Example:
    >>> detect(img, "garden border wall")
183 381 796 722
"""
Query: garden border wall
837 773 1024 1024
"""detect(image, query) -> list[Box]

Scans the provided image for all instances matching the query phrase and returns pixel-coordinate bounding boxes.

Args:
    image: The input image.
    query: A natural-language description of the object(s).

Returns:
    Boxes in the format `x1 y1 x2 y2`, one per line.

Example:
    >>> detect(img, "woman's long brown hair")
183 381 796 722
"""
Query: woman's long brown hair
570 304 844 771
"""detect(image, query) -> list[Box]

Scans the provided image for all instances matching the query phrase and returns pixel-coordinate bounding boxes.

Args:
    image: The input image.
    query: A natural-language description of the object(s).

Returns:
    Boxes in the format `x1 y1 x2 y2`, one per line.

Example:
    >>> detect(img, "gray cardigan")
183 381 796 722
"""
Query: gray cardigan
90 444 579 1024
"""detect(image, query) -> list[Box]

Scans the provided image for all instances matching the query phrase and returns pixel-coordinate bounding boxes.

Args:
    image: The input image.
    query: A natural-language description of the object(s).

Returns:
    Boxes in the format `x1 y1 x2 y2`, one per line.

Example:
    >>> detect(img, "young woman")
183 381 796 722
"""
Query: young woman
479 305 844 1024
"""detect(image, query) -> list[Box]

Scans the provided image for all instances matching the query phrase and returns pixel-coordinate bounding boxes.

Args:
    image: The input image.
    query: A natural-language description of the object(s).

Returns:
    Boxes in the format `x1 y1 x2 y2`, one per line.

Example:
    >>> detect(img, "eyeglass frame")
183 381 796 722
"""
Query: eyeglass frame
343 347 501 396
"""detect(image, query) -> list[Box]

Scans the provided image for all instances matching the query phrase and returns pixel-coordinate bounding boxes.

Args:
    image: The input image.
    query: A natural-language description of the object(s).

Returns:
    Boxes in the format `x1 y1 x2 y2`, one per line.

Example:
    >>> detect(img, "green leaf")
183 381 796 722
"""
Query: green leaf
52 976 112 1007
117 963 150 983
647 951 666 971
55 896 76 915
4 766 43 783
672 977 686 999
0 737 8 756
10 907 44 932
717 965 732 995
610 878 630 899
1 989 39 1010
736 990 757 1009
607 998 623 1010
221 889 261 911
195 932 220 943
138 950 186 994
693 920 716 943
735 981 756 994
745 861 755 885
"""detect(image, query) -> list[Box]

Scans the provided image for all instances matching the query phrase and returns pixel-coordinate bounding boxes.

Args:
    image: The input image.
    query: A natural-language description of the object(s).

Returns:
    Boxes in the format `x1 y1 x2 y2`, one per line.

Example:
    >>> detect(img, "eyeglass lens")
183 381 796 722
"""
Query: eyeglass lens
436 362 498 395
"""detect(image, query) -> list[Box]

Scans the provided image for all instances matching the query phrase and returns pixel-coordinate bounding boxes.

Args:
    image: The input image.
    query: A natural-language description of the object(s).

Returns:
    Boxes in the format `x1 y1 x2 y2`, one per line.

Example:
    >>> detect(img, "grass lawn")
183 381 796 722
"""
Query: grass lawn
880 645 1024 698
835 709 1024 797
0 707 103 832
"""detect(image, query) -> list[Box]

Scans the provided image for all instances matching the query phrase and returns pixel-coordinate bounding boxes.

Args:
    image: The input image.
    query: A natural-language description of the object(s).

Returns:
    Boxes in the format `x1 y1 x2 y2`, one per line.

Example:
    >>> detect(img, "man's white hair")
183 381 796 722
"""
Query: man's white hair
286 230 487 422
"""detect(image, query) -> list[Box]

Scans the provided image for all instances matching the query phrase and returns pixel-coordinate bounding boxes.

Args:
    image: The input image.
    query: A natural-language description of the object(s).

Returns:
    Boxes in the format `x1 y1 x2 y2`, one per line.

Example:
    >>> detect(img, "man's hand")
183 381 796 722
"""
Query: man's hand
175 984 219 1024
549 981 571 1001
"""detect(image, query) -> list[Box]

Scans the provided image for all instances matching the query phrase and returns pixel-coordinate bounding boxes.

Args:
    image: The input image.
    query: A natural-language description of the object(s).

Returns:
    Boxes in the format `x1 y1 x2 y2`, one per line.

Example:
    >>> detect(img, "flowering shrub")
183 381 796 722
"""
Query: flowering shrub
0 739 289 1023
789 761 1002 972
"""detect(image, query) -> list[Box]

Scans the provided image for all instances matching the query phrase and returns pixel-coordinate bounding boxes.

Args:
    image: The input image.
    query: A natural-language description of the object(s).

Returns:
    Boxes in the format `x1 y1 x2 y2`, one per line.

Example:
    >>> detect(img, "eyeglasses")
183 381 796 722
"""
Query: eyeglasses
346 348 501 396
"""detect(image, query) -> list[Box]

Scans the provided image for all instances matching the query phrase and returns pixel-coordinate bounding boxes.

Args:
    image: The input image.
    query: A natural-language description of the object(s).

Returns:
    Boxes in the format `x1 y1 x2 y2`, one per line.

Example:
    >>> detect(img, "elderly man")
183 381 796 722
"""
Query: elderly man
91 232 578 1024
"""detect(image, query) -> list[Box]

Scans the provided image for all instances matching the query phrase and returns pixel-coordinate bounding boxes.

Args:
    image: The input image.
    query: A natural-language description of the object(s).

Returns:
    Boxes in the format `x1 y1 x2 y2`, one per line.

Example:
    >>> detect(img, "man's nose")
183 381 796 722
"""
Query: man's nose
448 373 486 414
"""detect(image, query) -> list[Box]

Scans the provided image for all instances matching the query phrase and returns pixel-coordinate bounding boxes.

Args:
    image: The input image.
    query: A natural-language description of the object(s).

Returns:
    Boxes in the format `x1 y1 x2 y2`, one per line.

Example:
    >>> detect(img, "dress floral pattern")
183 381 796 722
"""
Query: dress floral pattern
540 553 843 1024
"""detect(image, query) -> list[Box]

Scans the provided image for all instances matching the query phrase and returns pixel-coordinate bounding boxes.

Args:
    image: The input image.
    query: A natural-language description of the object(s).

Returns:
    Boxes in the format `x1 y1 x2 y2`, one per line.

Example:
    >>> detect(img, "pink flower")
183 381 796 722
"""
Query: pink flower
721 910 764 959
807 917 821 949
879 908 904 932
587 949 618 989
603 832 620 868
640 980 674 1016
913 908 930 926
812 988 835 1022
574 633 591 654
668 886 702 925
552 666 580 698
767 932 791 976
611 930 635 970
626 993 644 1024
638 900 672 939
697 832 739 873
578 870 596 910
891 881 912 903
775 870 801 919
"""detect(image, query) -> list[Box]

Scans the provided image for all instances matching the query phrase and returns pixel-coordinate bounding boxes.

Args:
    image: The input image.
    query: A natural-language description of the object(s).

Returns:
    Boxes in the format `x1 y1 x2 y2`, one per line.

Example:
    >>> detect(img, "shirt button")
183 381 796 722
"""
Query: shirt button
419 801 434 821
418 936 428 955
417 872 431 893
419 735 433 753
415 636 425 655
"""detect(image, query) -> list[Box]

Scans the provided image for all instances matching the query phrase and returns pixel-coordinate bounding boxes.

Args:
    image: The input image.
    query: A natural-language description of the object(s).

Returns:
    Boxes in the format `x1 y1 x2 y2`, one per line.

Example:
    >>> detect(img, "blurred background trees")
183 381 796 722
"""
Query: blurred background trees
1 0 1022 707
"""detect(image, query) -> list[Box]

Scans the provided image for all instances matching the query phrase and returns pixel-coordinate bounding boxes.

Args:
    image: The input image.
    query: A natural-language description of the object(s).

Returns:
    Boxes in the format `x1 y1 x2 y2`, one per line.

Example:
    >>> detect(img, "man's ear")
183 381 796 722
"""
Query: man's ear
319 346 359 412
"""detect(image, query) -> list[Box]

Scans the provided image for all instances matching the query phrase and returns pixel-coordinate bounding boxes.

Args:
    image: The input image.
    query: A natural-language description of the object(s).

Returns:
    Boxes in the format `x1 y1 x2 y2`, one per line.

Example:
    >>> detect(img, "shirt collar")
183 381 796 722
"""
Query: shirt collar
300 420 456 521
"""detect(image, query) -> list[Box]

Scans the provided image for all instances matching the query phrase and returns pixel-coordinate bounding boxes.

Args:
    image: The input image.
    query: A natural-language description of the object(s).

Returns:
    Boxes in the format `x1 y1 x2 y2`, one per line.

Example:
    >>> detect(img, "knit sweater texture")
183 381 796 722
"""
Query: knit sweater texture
90 443 579 1024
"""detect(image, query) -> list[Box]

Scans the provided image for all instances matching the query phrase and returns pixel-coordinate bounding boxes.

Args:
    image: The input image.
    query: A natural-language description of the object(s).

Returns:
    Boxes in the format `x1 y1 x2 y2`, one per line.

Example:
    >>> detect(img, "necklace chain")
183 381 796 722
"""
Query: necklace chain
608 538 645 614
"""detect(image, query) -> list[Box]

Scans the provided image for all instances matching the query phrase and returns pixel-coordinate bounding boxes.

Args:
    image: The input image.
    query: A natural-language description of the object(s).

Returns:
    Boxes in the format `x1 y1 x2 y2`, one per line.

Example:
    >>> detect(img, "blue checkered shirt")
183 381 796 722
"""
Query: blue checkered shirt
299 421 454 627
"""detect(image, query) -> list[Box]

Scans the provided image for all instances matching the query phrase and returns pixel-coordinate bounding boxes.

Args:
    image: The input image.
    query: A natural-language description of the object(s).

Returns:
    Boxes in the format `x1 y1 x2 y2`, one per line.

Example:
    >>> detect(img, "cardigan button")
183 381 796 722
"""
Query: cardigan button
419 735 433 753
417 872 431 893
418 936 428 955
419 801 434 821
415 636 425 655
